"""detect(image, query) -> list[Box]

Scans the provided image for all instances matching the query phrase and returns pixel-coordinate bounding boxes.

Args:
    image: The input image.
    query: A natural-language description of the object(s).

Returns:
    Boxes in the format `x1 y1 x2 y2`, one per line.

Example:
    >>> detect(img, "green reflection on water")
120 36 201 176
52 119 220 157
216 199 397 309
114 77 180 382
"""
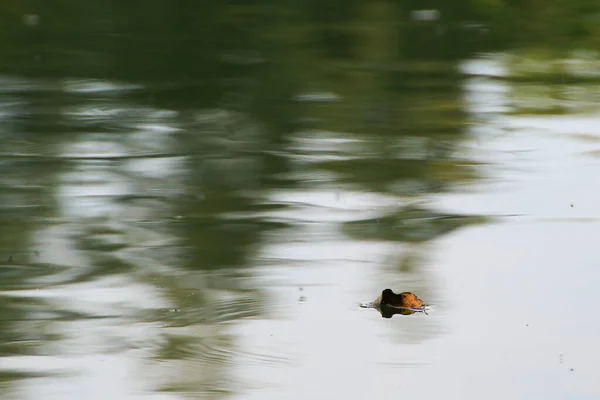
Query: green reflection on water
0 0 598 398
344 206 489 243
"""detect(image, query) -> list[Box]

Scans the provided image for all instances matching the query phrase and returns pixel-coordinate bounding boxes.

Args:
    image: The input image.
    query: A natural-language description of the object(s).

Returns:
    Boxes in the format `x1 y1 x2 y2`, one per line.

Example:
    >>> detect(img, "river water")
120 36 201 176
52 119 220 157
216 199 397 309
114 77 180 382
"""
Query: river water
1 6 600 400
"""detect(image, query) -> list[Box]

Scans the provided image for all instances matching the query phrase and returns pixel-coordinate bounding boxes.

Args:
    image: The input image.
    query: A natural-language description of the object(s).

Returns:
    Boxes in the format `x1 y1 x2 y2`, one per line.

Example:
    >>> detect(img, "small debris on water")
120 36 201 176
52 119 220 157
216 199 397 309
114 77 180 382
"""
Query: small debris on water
23 14 40 26
299 287 303 291
570 368 574 372
570 204 574 208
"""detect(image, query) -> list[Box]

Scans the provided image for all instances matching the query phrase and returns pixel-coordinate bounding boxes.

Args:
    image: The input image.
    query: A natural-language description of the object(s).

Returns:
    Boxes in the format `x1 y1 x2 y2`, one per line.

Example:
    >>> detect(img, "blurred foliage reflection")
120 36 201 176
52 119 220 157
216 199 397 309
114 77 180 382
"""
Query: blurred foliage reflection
0 0 599 398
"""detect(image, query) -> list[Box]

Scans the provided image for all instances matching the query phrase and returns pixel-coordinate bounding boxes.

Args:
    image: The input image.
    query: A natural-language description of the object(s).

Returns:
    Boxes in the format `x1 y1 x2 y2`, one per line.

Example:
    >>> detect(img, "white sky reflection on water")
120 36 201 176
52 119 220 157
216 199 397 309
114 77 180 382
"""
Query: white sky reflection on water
226 57 600 400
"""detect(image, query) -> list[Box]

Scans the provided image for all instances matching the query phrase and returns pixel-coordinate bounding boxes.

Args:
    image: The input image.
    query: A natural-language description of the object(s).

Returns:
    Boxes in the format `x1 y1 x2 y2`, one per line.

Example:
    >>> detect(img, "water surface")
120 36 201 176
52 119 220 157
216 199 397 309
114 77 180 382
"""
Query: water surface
1 3 600 400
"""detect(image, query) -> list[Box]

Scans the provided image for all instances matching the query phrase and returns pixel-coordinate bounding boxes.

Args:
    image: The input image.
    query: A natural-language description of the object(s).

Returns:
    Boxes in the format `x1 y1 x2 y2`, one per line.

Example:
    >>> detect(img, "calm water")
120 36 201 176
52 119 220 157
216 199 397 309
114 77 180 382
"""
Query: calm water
1 3 600 400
